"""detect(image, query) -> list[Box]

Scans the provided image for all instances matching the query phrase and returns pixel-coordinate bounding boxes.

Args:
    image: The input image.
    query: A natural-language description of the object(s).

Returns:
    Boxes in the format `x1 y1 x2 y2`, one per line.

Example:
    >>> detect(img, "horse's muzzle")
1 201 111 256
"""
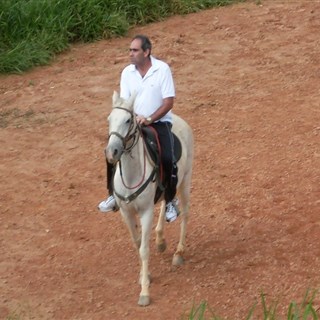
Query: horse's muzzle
105 141 123 164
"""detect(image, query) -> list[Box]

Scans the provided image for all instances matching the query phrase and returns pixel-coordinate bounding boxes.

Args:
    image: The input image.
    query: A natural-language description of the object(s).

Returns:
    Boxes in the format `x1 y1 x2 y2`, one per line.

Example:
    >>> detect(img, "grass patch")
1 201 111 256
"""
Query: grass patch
0 107 54 128
0 0 244 73
5 313 21 320
184 290 319 320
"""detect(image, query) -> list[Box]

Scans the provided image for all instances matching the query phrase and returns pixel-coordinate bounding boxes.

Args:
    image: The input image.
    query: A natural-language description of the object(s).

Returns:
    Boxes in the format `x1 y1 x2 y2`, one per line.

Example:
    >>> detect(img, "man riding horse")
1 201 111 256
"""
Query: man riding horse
98 34 179 222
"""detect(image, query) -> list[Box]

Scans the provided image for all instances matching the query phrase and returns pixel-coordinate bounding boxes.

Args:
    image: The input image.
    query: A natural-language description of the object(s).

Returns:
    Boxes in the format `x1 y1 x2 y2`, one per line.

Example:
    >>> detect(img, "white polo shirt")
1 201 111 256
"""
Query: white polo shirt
120 56 175 123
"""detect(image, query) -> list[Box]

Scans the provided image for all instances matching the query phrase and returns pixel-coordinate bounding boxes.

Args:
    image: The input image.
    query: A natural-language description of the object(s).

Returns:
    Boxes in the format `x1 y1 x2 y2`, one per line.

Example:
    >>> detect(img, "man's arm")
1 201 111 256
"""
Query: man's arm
136 97 174 125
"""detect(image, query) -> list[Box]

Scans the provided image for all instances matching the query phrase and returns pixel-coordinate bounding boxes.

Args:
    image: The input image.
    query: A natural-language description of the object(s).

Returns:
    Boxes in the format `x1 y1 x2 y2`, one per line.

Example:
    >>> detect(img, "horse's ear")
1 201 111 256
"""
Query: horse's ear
112 91 120 107
126 91 137 110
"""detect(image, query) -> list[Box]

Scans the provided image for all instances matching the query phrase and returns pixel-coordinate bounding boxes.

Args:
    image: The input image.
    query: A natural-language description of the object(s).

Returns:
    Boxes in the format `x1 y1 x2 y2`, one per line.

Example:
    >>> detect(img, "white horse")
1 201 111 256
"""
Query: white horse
105 91 194 306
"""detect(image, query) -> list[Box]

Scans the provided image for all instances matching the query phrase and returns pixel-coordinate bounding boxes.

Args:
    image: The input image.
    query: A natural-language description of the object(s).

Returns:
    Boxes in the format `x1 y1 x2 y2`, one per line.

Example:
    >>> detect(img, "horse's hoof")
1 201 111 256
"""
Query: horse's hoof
157 240 167 252
172 254 184 266
138 295 150 306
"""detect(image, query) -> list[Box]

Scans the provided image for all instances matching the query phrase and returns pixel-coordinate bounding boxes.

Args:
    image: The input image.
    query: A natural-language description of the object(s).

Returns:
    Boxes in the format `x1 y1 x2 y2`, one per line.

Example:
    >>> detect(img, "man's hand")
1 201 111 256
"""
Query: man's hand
136 115 152 126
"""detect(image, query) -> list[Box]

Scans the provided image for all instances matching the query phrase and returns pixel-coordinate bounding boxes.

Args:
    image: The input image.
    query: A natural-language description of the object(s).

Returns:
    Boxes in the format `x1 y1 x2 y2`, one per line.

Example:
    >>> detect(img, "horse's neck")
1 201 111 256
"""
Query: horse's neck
119 137 152 185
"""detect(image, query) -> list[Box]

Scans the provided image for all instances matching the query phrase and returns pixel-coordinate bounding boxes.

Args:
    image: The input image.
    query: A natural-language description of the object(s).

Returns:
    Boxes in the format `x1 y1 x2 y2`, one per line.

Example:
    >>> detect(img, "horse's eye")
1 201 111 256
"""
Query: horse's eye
125 119 130 124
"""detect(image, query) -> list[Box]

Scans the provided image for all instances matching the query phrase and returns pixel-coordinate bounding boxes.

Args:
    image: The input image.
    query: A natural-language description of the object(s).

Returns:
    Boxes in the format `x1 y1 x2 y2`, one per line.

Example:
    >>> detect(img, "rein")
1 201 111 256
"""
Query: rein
110 107 158 204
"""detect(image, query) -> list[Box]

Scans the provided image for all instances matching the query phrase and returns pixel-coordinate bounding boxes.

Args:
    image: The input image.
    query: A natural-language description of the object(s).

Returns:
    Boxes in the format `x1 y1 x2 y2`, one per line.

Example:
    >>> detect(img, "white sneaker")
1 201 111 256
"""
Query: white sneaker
165 199 180 223
98 195 117 213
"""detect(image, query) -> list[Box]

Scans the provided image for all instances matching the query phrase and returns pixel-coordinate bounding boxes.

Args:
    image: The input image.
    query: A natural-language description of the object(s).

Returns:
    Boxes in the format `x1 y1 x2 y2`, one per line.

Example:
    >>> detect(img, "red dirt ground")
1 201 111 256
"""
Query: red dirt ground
1 1 320 319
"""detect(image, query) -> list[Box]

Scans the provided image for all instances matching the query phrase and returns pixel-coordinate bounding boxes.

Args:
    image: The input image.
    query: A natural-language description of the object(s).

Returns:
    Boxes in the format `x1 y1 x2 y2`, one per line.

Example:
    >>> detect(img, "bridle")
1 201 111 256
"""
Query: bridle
109 107 158 204
108 106 139 153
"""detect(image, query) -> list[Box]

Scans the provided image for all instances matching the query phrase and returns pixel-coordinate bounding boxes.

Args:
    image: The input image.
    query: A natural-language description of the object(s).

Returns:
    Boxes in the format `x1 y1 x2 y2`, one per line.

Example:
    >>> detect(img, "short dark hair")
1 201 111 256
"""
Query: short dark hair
132 34 152 56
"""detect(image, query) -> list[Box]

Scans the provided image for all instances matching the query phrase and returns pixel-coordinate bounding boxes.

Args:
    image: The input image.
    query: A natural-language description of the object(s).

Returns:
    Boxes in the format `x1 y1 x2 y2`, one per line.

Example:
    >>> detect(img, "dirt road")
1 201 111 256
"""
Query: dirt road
1 1 320 319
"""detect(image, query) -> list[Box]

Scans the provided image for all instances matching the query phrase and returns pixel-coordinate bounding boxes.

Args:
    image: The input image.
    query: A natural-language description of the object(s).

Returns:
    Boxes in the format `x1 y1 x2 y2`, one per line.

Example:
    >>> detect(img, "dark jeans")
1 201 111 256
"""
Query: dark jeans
106 121 177 203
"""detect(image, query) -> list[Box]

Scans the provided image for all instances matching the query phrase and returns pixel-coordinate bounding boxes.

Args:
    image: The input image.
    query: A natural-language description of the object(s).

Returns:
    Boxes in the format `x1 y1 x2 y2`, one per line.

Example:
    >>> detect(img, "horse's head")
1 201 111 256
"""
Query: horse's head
105 91 137 163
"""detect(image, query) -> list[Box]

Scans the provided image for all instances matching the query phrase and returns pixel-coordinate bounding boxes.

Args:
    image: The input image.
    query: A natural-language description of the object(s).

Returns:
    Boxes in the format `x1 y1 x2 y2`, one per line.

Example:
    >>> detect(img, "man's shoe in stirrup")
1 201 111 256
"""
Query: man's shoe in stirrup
98 195 118 213
165 199 180 223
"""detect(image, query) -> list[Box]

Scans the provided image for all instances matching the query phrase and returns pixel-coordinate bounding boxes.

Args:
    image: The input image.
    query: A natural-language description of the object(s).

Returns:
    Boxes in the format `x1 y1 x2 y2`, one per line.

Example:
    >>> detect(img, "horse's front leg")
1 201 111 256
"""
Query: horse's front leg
120 208 141 249
137 208 153 306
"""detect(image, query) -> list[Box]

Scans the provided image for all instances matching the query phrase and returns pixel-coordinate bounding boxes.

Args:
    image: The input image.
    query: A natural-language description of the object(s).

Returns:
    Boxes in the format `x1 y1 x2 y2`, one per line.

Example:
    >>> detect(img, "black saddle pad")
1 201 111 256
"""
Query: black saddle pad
141 126 182 203
141 126 182 164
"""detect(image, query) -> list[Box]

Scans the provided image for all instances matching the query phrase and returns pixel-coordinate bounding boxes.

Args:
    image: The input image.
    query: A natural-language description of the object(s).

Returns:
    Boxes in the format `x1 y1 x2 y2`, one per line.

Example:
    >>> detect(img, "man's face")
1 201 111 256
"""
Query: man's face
129 39 149 66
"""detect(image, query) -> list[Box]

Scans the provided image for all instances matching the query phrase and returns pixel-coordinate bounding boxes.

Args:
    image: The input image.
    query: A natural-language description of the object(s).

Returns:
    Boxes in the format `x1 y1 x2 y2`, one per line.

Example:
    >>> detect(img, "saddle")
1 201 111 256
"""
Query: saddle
141 126 182 203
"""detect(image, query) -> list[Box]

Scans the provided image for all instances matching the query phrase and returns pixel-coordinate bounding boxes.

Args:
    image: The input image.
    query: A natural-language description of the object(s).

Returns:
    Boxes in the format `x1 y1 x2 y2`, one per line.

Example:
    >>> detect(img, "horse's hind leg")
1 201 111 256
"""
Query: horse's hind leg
172 176 191 266
155 200 167 252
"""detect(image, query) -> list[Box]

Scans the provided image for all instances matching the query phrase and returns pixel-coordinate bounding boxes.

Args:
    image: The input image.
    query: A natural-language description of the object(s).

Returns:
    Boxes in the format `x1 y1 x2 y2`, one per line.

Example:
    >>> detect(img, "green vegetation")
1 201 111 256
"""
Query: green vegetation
184 290 319 319
0 0 243 74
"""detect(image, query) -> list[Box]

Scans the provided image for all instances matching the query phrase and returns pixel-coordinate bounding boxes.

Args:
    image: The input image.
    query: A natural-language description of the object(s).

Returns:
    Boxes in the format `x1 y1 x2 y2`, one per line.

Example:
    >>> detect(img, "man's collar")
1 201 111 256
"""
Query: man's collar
128 55 159 72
